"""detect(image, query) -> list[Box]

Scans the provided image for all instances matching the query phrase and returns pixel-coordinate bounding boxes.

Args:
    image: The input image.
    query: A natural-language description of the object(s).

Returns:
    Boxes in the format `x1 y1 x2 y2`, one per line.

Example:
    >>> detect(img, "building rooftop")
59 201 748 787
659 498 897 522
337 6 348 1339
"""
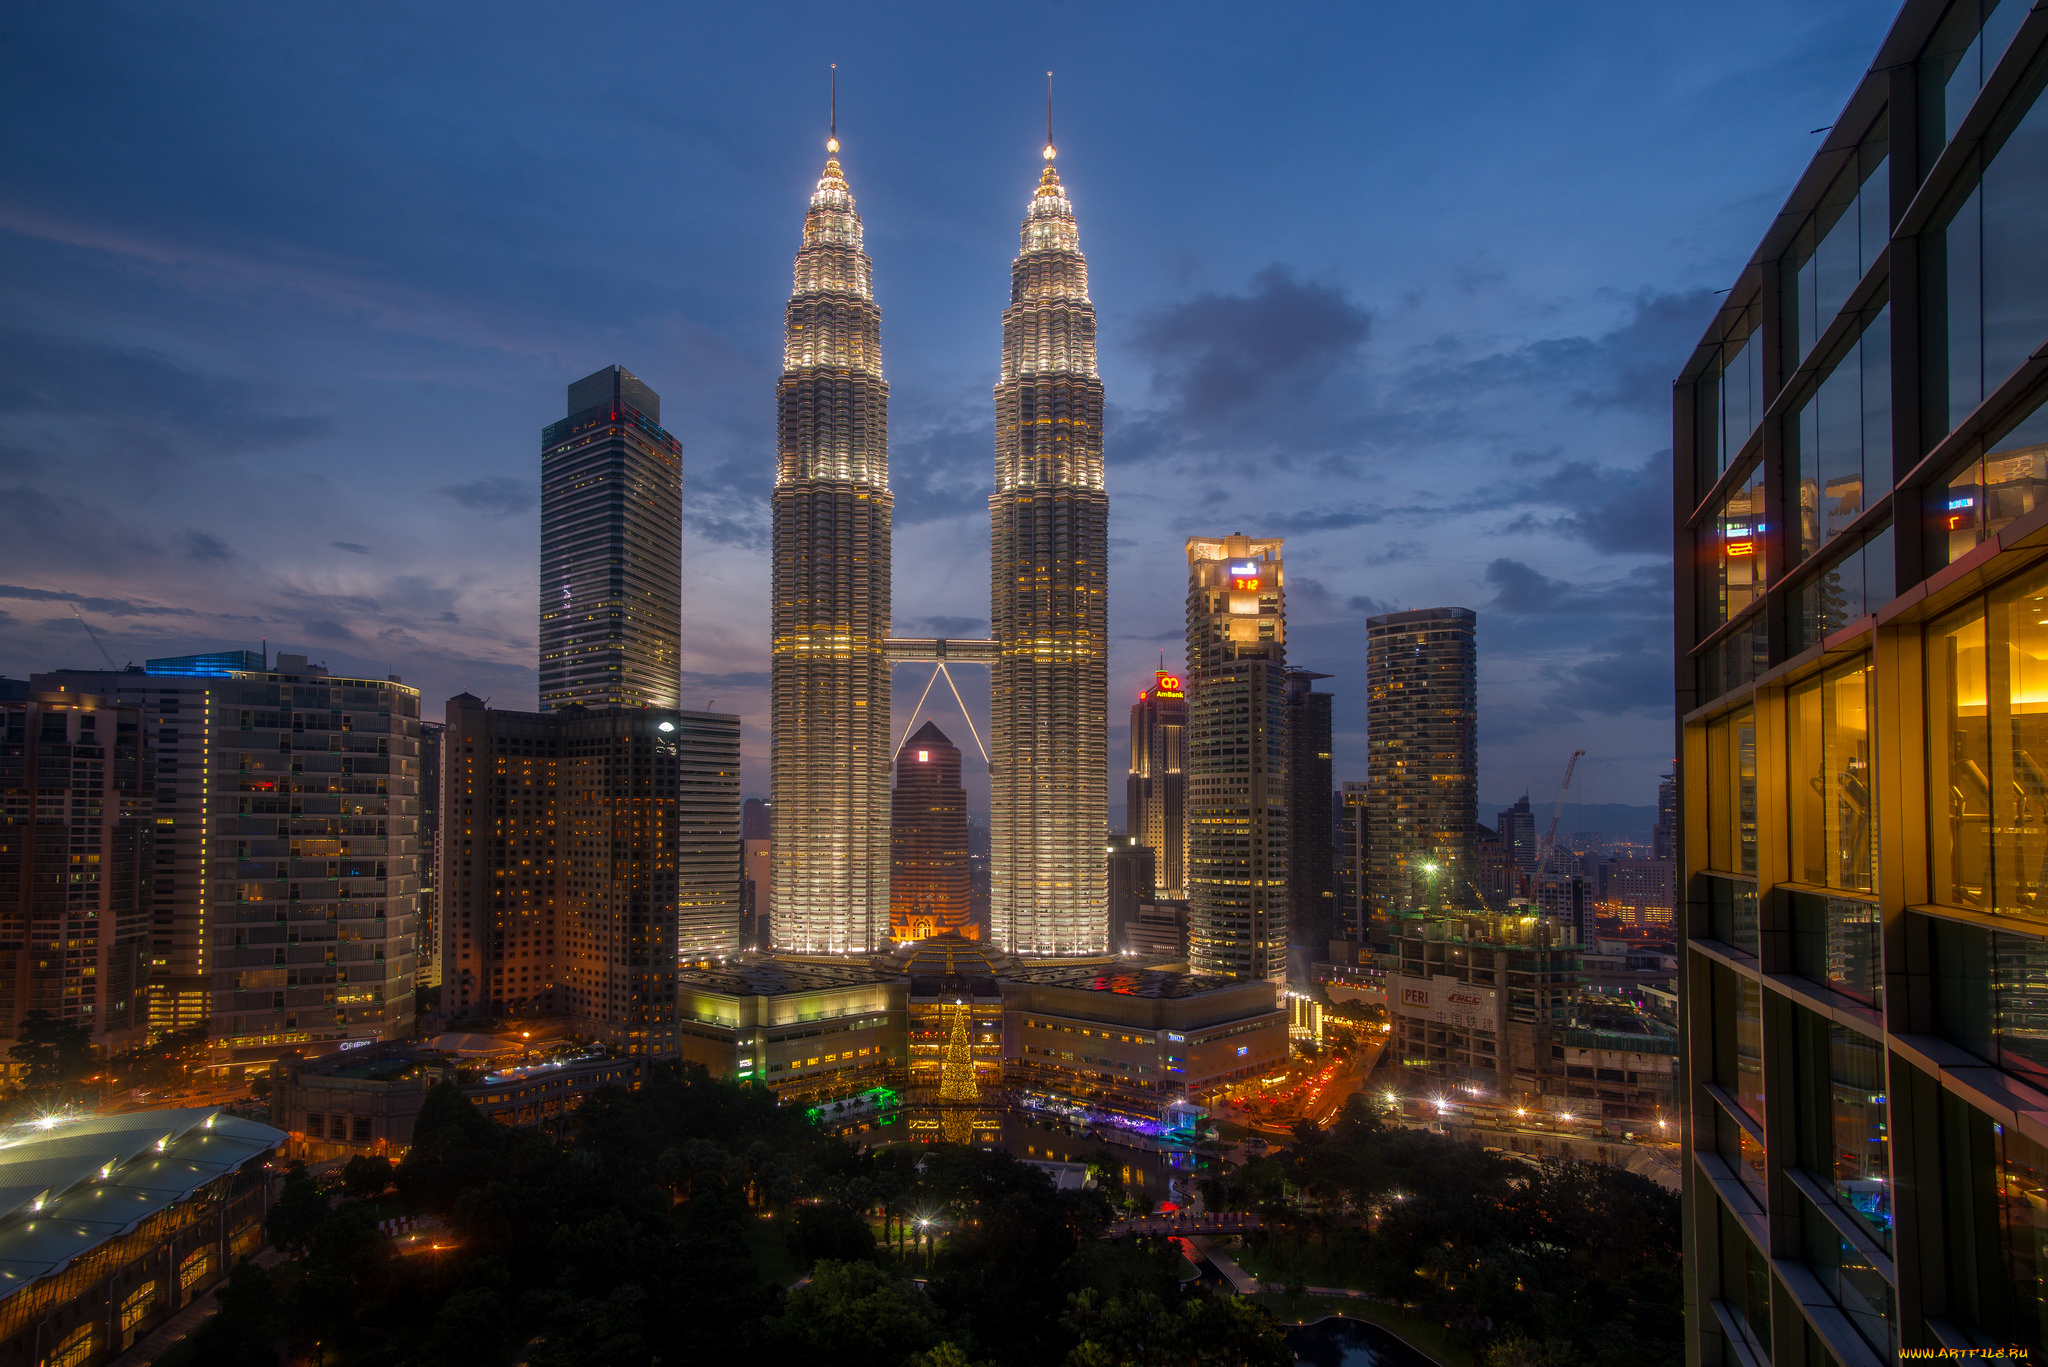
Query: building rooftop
677 960 894 997
1002 963 1251 999
0 1107 283 1297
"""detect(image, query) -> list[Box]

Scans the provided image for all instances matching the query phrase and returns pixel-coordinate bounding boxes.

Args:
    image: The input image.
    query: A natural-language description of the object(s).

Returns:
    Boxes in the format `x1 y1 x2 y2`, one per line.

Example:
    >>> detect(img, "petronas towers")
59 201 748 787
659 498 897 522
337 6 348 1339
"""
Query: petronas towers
769 123 1109 956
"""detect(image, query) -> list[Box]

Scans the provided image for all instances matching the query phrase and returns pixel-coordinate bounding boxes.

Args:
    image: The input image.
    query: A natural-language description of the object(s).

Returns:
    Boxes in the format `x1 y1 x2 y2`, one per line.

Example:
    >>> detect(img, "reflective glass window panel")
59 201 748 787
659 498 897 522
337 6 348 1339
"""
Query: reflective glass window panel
1945 1095 2048 1354
1927 396 2048 572
1791 528 1895 654
1990 562 2048 916
1708 875 1761 957
1790 658 1877 892
1929 600 1993 909
1708 459 1769 626
1719 1203 1773 1355
1920 0 2027 156
1791 891 1884 1009
1706 707 1758 876
1698 300 1765 494
1794 306 1892 561
1993 932 2048 1089
1940 53 2048 434
1736 974 1765 1124
1790 118 1891 362
1829 1022 1892 1250
1801 1195 1895 1356
1699 614 1770 703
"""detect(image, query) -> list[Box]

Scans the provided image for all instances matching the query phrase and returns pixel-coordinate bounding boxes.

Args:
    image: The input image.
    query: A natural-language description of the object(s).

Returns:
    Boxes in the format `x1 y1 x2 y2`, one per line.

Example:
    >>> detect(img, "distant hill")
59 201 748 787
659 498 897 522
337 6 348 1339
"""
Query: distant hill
1479 800 1658 843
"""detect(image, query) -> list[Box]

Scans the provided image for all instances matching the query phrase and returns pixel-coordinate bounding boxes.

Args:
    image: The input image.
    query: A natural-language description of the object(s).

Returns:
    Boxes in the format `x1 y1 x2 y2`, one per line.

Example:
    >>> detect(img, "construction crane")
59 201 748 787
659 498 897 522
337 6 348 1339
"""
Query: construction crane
1538 749 1587 866
68 604 118 671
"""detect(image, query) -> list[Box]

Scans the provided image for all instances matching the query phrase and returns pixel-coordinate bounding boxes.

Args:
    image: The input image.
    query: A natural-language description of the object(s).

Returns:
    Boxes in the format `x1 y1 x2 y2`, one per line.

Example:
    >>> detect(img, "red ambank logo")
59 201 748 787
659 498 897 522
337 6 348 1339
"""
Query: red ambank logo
1401 987 1431 1007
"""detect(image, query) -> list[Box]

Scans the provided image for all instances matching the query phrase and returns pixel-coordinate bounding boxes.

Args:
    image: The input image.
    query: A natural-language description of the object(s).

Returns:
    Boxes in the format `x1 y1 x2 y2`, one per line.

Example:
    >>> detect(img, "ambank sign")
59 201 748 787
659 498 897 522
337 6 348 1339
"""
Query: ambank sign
1390 973 1498 1031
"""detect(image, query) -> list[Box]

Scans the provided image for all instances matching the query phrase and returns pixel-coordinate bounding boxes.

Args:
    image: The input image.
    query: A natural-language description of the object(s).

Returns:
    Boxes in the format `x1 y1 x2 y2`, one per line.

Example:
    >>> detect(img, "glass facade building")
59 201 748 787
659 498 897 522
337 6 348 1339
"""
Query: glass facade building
1184 534 1288 987
1363 608 1478 926
1128 670 1188 901
538 366 682 713
1675 3 2048 1360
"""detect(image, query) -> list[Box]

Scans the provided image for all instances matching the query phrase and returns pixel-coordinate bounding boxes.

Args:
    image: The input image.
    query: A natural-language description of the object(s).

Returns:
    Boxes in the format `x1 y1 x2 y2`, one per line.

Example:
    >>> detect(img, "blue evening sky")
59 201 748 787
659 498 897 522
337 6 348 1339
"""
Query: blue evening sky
0 1 1900 824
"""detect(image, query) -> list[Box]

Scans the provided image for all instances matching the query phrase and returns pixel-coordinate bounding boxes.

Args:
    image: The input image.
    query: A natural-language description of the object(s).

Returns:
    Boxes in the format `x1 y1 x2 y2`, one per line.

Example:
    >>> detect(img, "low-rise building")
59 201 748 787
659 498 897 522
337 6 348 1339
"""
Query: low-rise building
270 1043 645 1160
0 1107 282 1366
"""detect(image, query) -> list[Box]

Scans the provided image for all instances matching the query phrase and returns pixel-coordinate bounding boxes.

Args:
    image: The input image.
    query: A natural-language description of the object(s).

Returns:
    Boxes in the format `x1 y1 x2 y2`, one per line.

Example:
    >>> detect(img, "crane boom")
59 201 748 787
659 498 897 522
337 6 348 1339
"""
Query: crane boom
1539 749 1587 864
68 604 118 671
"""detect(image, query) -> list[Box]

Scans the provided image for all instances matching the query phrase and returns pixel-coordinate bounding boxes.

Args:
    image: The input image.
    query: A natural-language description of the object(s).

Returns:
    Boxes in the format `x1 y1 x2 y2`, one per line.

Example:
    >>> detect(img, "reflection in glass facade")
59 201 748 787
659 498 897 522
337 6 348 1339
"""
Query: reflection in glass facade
1790 658 1876 892
1677 4 2048 1359
1932 397 2048 569
1794 305 1891 560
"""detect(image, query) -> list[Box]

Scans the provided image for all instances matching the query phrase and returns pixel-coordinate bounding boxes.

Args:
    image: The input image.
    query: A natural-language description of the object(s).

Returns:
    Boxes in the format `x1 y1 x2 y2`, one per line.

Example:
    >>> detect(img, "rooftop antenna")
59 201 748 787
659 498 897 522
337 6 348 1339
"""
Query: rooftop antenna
1045 70 1055 159
68 604 117 671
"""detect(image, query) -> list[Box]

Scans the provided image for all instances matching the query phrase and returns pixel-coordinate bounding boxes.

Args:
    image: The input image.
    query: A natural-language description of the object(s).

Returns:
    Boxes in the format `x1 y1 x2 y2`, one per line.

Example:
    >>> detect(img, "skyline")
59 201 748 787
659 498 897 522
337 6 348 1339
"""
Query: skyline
0 1 1903 819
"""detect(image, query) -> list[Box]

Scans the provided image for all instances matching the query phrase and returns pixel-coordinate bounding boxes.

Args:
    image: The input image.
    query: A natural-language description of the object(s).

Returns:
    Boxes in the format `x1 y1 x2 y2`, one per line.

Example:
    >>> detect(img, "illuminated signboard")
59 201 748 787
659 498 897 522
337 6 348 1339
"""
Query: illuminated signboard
1154 673 1184 698
916 750 929 762
1228 561 1258 575
1232 576 1261 591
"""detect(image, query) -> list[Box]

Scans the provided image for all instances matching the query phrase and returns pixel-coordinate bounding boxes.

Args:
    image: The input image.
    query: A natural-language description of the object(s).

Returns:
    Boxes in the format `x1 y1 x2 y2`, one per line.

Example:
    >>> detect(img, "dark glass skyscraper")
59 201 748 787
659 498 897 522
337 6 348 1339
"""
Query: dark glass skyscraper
1185 535 1288 986
889 721 970 941
770 137 893 953
1364 608 1476 919
1284 670 1334 959
1673 3 2048 1358
1127 670 1187 900
989 139 1109 955
538 366 682 712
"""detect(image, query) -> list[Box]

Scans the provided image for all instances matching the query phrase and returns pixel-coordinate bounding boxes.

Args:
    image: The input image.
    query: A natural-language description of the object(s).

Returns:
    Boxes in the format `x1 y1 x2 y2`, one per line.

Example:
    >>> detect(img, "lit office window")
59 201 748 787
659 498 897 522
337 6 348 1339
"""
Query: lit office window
1707 706 1759 876
1790 657 1877 893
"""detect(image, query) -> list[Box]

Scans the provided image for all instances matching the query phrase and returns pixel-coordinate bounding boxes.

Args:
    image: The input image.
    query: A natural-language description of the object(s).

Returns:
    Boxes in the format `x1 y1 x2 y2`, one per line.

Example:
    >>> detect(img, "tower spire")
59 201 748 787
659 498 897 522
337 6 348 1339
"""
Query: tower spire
828 64 839 155
1044 71 1055 160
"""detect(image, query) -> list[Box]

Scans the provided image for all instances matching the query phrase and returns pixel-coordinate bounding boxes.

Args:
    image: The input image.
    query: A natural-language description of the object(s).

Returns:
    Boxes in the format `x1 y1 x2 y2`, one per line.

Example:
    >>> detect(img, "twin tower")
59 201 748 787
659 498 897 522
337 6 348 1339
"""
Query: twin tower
769 131 1108 957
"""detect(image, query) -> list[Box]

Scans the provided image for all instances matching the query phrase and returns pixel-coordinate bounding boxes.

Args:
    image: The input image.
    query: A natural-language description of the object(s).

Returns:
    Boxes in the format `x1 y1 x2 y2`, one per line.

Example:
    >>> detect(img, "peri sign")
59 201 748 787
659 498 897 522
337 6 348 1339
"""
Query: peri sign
1389 973 1498 1030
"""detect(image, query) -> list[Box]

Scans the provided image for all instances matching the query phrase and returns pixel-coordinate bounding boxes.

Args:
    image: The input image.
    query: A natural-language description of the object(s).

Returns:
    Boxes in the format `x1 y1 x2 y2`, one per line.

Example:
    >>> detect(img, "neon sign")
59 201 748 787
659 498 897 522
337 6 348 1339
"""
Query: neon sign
1228 562 1257 575
1232 576 1260 591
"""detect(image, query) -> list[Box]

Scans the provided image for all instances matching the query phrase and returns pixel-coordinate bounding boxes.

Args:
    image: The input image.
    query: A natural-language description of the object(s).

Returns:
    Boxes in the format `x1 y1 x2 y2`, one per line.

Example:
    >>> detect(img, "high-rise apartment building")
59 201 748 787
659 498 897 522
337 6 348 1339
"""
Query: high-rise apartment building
1498 794 1537 873
1364 608 1477 921
538 366 682 713
417 718 443 990
1674 6 2048 1358
770 135 894 954
1127 670 1188 900
1652 771 1676 861
1337 781 1369 946
1107 835 1155 955
0 692 153 1052
889 721 971 941
989 139 1110 955
1284 670 1335 961
674 711 742 963
1185 535 1288 986
440 694 684 1056
38 655 421 1068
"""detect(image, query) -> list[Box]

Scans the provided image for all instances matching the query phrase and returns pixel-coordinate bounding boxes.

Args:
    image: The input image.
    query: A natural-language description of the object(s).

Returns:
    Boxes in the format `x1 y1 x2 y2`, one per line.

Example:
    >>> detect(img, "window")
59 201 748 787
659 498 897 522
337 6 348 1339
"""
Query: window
1698 300 1765 492
1919 0 2028 163
1790 891 1883 1009
1706 706 1758 875
178 1246 212 1290
1786 117 1890 363
1940 1090 2048 1354
1794 306 1892 562
1707 876 1760 957
1791 527 1895 651
120 1279 159 1331
1735 975 1765 1124
1928 563 2048 917
1797 1010 1892 1251
1931 44 2048 437
1932 919 2048 1090
1929 393 2048 570
1801 1194 1894 1355
1789 657 1877 892
1706 459 1769 628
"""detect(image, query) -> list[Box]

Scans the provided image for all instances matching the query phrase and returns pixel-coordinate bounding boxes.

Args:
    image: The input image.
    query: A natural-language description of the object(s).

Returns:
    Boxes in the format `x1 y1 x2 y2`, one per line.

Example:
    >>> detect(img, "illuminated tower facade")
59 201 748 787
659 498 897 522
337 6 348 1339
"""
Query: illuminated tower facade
1127 671 1187 899
989 138 1109 954
539 366 682 712
769 136 893 953
890 721 971 941
1185 535 1288 986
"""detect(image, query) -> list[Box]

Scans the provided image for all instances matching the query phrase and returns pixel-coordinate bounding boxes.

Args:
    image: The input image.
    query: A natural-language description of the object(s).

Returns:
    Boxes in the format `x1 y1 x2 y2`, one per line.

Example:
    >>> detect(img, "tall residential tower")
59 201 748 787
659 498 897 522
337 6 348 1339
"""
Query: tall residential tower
989 138 1109 954
1364 608 1477 921
539 366 682 712
1185 535 1288 986
769 136 894 953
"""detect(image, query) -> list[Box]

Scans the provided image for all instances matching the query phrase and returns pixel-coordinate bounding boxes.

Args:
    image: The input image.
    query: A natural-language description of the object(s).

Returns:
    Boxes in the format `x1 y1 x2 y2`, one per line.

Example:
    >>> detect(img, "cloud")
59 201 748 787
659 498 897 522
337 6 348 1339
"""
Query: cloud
902 614 988 637
680 670 770 691
889 413 991 526
1344 594 1395 617
1132 266 1371 421
435 477 535 516
0 326 326 460
0 583 196 617
1537 634 1674 716
331 541 370 555
181 530 232 562
1483 558 1667 618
